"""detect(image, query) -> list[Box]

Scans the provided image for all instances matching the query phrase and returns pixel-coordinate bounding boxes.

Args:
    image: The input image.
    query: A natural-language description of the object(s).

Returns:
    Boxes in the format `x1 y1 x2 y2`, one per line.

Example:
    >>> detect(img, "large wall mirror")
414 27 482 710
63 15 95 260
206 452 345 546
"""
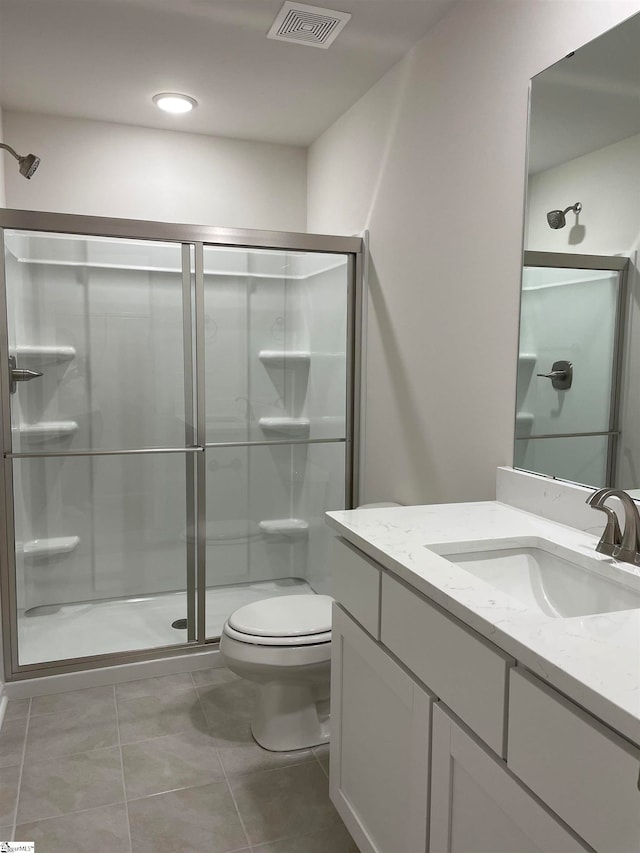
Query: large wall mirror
516 12 640 491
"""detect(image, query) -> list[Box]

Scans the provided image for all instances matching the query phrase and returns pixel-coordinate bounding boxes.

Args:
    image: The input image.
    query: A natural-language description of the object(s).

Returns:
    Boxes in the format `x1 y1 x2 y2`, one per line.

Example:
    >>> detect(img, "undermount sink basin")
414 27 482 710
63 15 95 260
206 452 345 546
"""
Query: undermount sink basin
428 538 640 618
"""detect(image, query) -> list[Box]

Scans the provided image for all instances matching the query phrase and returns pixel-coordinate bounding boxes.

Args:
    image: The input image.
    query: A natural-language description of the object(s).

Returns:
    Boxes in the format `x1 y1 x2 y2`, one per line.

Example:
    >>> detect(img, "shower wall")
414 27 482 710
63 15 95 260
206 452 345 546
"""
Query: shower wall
6 233 349 615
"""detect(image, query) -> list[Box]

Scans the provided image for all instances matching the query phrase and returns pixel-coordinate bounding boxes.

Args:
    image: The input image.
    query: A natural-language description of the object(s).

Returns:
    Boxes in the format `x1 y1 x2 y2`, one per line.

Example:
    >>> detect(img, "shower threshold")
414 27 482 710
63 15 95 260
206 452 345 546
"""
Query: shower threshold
18 577 314 666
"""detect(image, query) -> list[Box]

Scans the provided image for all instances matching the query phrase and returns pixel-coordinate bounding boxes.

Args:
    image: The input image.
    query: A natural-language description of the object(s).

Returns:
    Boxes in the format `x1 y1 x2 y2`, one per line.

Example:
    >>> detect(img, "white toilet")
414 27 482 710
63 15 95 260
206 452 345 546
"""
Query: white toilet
220 502 402 752
219 594 333 751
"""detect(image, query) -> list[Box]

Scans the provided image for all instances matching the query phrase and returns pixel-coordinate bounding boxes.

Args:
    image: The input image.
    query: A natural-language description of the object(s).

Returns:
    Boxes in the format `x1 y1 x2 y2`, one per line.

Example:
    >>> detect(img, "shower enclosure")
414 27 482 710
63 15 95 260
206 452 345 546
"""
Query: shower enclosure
0 209 362 680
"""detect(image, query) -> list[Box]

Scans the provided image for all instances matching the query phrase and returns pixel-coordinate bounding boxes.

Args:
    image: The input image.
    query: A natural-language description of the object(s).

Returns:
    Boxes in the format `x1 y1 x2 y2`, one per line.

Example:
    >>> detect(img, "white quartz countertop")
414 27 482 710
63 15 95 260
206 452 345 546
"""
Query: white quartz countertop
326 501 640 748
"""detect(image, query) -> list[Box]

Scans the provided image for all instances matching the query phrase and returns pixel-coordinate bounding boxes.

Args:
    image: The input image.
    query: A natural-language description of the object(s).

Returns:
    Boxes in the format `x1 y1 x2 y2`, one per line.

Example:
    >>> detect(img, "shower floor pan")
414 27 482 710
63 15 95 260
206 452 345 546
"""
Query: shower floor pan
18 577 314 666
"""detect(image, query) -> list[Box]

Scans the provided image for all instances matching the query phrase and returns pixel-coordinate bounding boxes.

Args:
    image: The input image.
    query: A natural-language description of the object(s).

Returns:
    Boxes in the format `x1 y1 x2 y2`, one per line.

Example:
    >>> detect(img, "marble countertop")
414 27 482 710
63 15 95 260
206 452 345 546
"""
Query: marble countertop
326 501 640 748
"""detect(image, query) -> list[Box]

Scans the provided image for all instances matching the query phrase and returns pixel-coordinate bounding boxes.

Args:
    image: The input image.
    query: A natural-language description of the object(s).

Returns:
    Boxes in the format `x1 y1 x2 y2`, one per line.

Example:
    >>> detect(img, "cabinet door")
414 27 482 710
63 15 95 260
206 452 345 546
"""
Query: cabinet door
330 604 432 853
429 704 589 853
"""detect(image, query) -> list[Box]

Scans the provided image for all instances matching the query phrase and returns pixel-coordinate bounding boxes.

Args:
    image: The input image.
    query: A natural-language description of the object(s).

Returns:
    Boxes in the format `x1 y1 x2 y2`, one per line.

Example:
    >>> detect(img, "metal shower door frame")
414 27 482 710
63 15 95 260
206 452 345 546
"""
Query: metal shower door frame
0 208 363 680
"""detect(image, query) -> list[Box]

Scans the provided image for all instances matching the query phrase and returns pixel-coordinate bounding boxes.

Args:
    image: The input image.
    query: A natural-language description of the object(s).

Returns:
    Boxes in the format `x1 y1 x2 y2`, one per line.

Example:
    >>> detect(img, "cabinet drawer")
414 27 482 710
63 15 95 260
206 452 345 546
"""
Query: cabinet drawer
331 537 381 637
381 573 513 756
508 668 640 853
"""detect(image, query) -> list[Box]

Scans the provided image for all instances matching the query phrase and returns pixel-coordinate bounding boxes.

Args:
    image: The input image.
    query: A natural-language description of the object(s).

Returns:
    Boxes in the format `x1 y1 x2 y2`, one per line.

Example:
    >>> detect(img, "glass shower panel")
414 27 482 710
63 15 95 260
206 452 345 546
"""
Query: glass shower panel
4 231 189 452
204 440 346 639
203 247 349 444
13 452 190 665
517 267 618 438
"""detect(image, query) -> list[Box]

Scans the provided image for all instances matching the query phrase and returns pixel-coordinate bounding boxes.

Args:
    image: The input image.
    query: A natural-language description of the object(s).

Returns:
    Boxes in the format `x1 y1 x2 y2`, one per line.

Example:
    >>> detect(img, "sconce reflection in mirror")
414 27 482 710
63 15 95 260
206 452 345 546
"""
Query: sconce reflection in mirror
546 202 582 230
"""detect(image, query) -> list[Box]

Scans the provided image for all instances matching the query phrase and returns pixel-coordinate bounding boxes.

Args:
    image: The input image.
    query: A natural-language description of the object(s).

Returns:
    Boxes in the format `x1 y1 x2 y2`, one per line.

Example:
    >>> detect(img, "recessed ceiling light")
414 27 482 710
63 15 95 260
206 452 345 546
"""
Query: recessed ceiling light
153 93 198 114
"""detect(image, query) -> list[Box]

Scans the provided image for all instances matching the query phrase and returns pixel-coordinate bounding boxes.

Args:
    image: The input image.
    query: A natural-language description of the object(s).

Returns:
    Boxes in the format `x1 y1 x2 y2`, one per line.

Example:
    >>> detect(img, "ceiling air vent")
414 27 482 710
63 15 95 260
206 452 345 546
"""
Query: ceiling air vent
267 2 351 49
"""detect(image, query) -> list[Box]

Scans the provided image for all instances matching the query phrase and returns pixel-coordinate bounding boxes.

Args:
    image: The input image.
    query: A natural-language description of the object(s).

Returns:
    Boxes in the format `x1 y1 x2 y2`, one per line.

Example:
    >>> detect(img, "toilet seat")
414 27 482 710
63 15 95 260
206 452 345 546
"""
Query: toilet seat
225 594 333 646
223 623 331 646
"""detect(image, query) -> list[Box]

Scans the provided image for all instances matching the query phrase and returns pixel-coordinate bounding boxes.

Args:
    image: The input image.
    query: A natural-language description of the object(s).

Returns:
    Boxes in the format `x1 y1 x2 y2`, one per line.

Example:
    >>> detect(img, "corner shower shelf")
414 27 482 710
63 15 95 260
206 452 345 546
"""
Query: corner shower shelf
259 519 309 537
258 417 310 436
21 536 80 561
259 350 311 367
515 412 534 438
18 421 79 443
518 352 537 366
180 520 261 544
13 345 76 365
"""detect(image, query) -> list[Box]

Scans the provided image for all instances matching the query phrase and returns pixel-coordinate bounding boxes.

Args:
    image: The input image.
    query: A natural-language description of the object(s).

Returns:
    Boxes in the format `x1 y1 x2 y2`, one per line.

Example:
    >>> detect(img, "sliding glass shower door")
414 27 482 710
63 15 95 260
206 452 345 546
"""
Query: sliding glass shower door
2 230 197 666
0 212 361 679
201 246 350 639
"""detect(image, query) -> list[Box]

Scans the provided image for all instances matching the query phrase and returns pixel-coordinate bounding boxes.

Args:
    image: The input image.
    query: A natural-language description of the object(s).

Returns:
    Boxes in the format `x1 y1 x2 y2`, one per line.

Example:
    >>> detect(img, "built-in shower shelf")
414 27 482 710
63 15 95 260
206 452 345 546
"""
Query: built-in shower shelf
180 520 261 544
518 352 537 366
258 417 310 435
515 412 535 439
21 536 80 561
259 519 309 537
259 350 311 367
18 421 79 443
13 345 76 365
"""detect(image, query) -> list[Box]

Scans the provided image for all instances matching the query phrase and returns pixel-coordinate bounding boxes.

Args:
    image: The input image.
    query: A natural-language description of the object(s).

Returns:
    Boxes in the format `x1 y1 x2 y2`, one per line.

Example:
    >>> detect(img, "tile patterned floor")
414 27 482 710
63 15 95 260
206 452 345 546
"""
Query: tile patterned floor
0 668 359 853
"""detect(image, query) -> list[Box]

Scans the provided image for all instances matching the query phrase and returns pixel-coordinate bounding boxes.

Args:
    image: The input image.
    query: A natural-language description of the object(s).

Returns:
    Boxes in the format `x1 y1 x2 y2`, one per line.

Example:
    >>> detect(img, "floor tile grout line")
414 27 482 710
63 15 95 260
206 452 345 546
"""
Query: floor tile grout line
26 681 197 720
123 777 242 806
11 700 32 841
16 742 123 766
193 679 253 851
10 798 129 829
113 683 134 853
115 684 197 702
28 685 116 714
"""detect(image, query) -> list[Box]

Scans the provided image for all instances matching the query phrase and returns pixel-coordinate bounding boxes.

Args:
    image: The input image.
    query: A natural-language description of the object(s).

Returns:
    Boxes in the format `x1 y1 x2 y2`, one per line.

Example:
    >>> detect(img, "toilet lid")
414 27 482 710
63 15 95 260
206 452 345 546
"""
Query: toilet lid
228 594 333 638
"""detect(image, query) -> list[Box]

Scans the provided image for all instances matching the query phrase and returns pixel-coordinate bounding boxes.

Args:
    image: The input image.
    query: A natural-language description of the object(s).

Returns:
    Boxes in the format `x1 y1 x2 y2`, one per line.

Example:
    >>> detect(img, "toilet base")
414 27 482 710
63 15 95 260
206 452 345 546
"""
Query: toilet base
251 681 331 752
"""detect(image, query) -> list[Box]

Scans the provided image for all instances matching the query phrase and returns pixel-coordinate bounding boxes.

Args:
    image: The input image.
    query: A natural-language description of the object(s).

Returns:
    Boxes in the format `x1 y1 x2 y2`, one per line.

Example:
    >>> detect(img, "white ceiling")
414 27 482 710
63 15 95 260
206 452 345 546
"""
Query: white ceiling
528 11 640 174
0 0 457 147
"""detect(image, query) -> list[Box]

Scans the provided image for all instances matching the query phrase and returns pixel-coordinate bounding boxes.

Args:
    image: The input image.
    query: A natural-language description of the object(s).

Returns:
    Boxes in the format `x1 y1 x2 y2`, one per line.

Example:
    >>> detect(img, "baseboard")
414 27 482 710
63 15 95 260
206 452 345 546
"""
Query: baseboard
4 646 223 700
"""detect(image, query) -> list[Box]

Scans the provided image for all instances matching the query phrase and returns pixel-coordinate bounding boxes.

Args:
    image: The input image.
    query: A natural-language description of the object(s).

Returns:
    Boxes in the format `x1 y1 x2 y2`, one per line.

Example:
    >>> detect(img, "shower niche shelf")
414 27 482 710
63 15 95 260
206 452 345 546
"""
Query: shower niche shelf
13 345 76 366
17 421 79 444
258 417 310 436
259 350 311 368
21 536 80 562
515 412 535 438
259 519 309 537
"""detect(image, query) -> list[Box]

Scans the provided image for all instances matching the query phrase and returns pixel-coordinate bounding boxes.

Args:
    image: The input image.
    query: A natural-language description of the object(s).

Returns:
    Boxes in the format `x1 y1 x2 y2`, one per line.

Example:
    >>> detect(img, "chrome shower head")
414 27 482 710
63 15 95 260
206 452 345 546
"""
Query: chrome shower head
18 153 40 180
0 142 41 179
546 202 582 229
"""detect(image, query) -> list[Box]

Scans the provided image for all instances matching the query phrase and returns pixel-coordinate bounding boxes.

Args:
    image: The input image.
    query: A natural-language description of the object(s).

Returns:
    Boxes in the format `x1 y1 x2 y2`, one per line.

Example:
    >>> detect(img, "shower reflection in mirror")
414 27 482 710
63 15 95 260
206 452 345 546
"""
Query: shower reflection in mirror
515 252 628 489
517 10 640 492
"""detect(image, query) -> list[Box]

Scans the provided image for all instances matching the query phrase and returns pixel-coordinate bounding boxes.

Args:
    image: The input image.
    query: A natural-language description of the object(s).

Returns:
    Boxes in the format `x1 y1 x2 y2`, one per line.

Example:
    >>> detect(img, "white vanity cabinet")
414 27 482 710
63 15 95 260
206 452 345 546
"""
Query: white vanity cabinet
330 603 432 853
329 532 640 853
508 669 640 853
429 703 589 853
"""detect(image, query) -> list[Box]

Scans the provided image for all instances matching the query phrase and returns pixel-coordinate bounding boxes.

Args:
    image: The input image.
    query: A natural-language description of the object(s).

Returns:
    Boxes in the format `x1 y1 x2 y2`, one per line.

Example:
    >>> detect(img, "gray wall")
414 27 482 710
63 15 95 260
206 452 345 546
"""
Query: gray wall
3 110 307 233
307 0 640 505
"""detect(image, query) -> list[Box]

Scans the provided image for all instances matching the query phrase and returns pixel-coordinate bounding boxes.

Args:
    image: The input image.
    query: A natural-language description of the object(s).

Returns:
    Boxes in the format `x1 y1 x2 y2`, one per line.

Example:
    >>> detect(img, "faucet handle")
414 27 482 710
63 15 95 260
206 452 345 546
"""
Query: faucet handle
587 500 622 557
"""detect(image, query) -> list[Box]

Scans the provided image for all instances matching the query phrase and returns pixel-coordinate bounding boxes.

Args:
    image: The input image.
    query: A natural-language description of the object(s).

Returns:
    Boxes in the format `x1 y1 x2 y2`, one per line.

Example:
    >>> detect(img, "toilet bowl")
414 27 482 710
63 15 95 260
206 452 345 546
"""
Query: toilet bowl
220 504 402 751
219 594 333 751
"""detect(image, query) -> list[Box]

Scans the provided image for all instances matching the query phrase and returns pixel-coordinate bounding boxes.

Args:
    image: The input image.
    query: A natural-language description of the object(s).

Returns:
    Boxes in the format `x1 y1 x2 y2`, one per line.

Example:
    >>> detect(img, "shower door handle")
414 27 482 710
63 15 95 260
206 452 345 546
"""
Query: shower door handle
9 355 43 394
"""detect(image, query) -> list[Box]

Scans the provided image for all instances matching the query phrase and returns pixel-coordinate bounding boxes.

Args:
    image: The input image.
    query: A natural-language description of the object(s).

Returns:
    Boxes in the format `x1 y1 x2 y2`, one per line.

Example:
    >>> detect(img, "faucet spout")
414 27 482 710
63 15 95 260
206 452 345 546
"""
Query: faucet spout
587 488 640 564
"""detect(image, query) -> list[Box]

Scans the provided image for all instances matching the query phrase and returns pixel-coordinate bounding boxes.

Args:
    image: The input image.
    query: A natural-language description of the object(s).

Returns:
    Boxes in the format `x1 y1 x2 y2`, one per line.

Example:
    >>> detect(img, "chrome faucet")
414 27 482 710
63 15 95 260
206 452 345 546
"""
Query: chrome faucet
587 488 640 564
